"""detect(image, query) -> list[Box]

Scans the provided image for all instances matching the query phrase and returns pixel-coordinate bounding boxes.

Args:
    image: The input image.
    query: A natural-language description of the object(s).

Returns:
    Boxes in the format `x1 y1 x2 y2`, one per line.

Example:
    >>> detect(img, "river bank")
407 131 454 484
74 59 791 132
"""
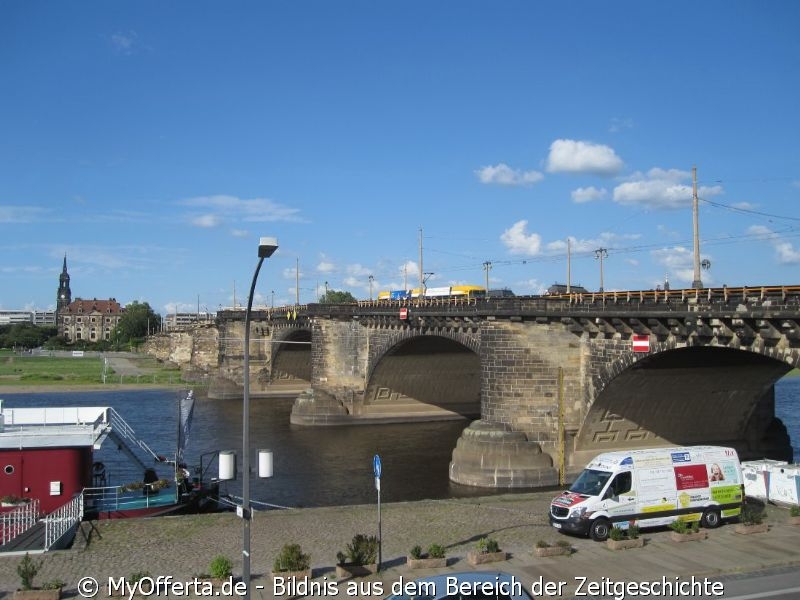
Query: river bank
1 493 799 599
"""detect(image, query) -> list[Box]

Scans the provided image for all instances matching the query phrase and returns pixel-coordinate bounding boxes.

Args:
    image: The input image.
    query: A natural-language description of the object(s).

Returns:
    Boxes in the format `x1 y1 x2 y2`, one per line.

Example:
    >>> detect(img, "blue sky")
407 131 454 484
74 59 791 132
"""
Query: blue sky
2 1 799 315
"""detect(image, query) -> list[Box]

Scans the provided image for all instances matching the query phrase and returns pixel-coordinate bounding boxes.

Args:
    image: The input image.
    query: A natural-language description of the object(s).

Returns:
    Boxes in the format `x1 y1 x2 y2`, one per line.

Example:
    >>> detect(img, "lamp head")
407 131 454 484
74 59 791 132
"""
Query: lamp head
258 237 279 258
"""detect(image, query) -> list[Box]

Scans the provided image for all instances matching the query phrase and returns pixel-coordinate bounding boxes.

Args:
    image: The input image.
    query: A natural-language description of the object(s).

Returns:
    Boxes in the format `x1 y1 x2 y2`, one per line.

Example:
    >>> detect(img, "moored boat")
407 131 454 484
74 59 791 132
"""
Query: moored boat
0 391 220 551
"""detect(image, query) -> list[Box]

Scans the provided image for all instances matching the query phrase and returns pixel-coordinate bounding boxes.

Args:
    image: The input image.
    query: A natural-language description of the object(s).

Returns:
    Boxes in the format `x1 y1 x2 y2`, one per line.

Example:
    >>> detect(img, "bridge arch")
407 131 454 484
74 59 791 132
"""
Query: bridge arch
271 326 312 383
364 331 481 417
574 344 794 465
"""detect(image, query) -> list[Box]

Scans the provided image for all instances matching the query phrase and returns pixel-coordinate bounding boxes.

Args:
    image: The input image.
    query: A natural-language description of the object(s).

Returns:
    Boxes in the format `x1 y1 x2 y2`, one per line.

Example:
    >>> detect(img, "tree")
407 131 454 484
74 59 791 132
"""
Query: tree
0 323 56 349
114 301 161 346
320 290 357 304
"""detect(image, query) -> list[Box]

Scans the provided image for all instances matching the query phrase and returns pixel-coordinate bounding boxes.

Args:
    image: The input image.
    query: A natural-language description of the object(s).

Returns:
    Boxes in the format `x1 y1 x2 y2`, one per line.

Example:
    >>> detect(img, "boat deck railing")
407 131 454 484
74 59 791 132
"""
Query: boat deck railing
84 484 178 513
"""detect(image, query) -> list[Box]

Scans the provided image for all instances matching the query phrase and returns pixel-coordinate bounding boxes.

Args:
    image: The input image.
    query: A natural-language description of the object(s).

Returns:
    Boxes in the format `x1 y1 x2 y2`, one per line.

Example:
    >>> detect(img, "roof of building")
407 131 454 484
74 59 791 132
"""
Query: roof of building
61 298 124 315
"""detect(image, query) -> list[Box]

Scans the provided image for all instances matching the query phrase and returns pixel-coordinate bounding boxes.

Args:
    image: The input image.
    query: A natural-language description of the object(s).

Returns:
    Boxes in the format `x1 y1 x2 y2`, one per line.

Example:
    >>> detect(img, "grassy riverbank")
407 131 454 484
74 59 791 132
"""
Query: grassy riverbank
0 350 185 388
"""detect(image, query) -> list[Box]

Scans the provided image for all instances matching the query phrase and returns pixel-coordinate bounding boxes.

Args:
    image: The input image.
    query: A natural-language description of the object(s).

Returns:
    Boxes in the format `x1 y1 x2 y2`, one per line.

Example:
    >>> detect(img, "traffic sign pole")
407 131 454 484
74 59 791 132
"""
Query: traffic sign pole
374 454 382 571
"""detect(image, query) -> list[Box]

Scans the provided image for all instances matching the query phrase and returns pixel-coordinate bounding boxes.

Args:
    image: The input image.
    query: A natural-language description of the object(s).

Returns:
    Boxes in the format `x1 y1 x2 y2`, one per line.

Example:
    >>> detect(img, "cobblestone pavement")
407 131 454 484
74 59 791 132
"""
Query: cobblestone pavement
2 492 799 599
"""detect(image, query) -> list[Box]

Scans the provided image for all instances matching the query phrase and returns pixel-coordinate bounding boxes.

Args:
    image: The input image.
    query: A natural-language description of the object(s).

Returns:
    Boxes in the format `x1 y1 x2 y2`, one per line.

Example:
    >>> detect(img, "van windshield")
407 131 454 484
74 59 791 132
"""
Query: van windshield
569 468 612 496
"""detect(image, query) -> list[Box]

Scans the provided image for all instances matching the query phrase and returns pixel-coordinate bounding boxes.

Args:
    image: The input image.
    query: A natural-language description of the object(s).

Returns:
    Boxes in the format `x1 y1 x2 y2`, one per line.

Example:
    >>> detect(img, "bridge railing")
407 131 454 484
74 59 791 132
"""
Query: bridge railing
219 285 800 321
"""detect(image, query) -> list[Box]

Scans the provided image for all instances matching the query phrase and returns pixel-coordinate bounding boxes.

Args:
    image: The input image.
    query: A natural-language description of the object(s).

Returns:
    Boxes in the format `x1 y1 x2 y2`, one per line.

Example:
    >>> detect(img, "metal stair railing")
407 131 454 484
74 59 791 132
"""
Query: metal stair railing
44 494 83 551
0 499 40 546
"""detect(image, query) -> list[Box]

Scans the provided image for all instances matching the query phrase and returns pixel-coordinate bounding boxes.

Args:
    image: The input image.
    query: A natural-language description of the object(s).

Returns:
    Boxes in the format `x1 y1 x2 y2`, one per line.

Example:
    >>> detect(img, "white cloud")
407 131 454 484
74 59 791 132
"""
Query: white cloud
0 205 47 223
346 263 372 277
651 246 697 284
110 31 139 55
230 229 249 238
316 255 336 274
191 214 221 228
609 117 634 133
515 278 548 295
613 168 723 209
546 139 624 176
747 225 800 264
181 195 305 226
475 163 544 186
500 220 542 255
546 232 642 254
571 186 607 203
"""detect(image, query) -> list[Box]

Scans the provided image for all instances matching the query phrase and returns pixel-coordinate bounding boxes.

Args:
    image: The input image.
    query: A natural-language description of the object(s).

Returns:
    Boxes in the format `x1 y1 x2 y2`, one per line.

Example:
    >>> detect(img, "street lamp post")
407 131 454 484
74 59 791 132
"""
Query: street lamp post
243 236 278 599
594 248 608 293
368 275 374 301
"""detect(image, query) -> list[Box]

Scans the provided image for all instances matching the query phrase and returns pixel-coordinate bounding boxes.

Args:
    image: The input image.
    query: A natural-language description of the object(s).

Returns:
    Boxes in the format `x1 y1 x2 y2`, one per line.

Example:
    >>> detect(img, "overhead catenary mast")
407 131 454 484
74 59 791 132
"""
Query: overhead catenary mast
418 227 424 293
691 165 703 289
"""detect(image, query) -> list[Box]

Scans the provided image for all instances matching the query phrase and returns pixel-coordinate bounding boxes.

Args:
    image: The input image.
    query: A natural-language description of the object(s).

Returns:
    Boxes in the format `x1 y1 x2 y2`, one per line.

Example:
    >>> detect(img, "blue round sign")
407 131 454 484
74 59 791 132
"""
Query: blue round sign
373 454 382 479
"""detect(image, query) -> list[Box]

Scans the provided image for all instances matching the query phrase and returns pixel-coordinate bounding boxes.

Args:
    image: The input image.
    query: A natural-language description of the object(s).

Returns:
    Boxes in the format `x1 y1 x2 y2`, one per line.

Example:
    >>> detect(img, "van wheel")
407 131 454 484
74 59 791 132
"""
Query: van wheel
701 508 722 529
589 518 611 541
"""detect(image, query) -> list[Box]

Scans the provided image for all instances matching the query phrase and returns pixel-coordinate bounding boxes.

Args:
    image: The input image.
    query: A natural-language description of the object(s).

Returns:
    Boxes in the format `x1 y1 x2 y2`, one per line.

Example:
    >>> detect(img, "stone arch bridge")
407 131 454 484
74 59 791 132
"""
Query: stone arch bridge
199 287 800 489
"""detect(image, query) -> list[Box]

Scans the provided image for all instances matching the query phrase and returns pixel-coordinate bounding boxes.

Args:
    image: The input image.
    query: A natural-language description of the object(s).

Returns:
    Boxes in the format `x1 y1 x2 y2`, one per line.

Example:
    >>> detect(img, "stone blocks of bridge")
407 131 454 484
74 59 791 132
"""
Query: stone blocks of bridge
449 420 558 488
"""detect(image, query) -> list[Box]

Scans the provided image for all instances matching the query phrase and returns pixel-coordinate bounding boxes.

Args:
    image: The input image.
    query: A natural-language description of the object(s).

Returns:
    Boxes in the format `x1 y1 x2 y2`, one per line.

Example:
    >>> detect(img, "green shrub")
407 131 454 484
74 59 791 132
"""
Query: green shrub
556 539 571 548
790 506 800 518
627 525 640 539
209 555 233 579
477 537 500 553
669 520 688 534
42 580 66 590
742 504 766 525
427 544 446 559
128 571 151 582
535 539 551 548
273 543 310 573
609 527 626 541
409 545 423 559
339 534 378 566
690 520 700 533
17 553 41 591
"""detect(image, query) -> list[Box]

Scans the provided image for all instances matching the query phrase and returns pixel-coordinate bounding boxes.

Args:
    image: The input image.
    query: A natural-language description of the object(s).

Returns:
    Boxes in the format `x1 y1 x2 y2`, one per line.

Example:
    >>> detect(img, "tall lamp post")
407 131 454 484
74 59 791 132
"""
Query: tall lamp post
243 236 278 598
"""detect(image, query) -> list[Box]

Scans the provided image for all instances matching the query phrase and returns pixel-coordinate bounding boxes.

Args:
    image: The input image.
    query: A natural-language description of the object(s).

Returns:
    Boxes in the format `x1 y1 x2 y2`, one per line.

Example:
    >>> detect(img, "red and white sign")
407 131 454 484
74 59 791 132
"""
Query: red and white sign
399 307 408 320
632 334 650 353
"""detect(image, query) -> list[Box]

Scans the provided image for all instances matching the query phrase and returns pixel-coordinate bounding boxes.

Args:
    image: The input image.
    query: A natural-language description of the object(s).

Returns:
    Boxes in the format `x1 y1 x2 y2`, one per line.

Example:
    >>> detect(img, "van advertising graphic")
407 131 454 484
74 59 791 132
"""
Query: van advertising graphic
674 464 709 490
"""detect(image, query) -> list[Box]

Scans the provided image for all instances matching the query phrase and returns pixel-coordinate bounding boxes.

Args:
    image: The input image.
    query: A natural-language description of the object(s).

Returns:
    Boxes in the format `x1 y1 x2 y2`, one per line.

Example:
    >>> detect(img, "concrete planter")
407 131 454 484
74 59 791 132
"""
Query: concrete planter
533 545 571 557
13 589 61 600
735 523 769 535
406 556 447 569
467 550 507 566
606 537 645 551
335 563 377 578
670 530 707 542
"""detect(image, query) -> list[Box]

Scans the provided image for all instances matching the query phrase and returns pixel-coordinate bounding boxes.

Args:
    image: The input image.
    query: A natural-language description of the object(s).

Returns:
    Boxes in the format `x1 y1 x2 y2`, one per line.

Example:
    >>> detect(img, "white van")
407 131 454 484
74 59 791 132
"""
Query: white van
549 446 744 541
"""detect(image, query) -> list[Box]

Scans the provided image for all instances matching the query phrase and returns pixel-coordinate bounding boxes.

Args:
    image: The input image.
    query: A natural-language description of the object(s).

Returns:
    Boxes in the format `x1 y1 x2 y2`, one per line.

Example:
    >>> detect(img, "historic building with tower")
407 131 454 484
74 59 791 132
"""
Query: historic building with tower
56 255 125 343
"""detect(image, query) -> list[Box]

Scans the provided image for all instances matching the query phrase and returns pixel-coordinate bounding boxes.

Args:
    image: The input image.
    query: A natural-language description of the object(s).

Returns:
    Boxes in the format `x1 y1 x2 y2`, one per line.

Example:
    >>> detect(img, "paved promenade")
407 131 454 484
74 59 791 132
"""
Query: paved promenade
1 492 799 599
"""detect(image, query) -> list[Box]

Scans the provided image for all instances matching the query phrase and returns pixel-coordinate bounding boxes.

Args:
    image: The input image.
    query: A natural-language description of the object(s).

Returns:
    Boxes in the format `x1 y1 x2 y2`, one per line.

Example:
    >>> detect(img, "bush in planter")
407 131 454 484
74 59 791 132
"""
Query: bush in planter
17 554 42 591
273 543 310 573
409 545 423 560
476 537 500 554
609 527 626 541
790 506 800 518
338 534 378 566
209 555 233 579
535 540 551 549
427 544 446 559
741 504 766 525
41 581 65 591
627 525 640 539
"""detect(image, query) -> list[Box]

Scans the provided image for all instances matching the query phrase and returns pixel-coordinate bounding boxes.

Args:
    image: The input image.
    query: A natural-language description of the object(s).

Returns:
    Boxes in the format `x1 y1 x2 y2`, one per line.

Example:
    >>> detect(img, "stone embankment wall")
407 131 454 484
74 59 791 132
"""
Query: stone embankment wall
142 324 220 382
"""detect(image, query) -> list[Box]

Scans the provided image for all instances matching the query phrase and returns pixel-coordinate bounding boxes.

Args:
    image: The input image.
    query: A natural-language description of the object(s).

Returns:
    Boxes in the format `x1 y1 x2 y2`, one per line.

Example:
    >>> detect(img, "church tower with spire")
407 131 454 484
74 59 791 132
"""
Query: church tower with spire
57 254 72 314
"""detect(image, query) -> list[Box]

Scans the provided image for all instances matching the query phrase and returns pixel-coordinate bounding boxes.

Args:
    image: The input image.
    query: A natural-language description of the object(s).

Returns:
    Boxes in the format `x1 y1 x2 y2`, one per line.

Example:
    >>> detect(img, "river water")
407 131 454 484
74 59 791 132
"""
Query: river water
2 377 799 508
